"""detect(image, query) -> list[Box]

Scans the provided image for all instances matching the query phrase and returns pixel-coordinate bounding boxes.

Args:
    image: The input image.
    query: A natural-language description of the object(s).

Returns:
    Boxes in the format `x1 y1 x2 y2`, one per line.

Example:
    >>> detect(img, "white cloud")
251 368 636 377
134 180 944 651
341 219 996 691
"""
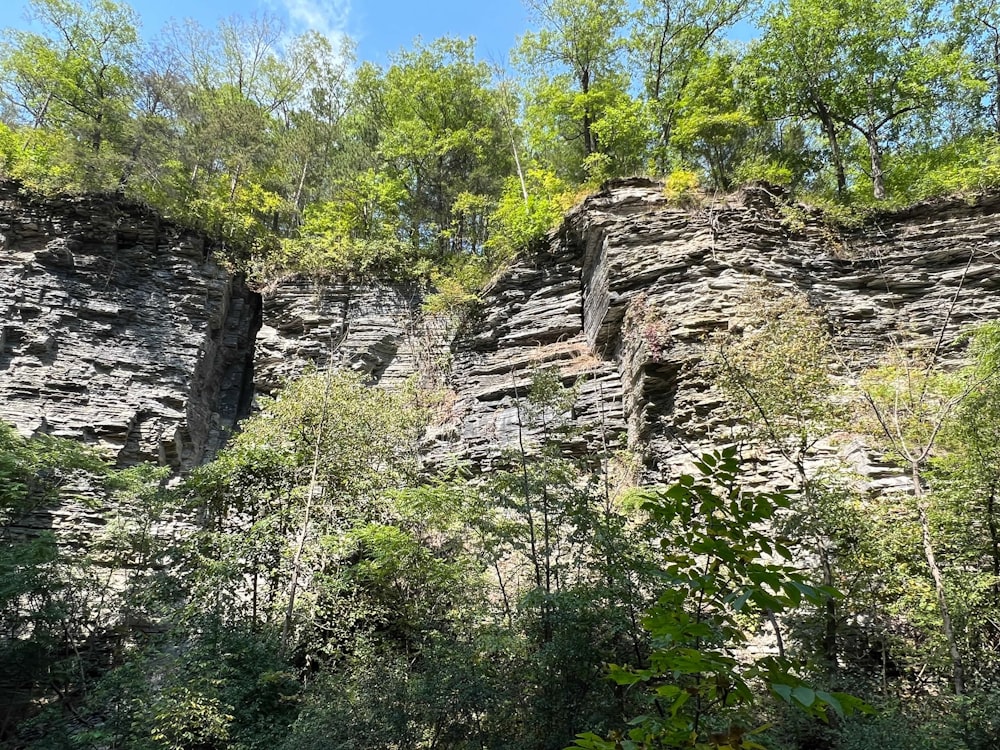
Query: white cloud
276 0 351 43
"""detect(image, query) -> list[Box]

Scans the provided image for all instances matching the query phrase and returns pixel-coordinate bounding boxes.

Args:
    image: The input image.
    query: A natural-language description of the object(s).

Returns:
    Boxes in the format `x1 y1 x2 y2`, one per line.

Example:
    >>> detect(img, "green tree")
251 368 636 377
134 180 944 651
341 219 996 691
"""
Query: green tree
146 14 323 254
715 285 852 670
185 370 425 650
518 0 628 180
0 0 140 187
630 0 752 172
858 336 999 695
574 449 866 750
670 48 758 190
747 0 970 199
954 0 1000 135
370 38 512 258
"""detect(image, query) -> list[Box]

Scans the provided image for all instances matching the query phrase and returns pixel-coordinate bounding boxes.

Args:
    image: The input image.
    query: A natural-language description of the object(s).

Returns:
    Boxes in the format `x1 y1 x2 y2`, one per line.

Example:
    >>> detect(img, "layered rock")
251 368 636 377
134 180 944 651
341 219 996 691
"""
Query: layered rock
254 277 451 395
0 180 259 469
439 180 1000 484
4 176 1000 487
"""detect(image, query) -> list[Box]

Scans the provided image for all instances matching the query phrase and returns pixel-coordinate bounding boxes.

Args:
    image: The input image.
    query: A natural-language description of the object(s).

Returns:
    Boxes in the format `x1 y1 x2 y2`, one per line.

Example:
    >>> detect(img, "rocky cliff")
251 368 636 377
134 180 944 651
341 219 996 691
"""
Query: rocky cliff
4 178 1000 483
0 181 260 469
435 180 1000 483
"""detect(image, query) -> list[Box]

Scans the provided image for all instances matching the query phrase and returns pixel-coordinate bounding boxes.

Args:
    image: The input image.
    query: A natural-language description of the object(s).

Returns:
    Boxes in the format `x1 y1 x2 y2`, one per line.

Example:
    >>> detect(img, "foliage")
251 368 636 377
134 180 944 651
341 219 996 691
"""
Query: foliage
746 0 977 200
487 167 576 255
275 169 409 279
13 0 1000 747
671 49 759 191
884 135 1000 201
629 0 753 173
420 253 492 315
716 285 844 458
518 0 628 181
663 168 701 205
182 370 427 643
574 448 868 750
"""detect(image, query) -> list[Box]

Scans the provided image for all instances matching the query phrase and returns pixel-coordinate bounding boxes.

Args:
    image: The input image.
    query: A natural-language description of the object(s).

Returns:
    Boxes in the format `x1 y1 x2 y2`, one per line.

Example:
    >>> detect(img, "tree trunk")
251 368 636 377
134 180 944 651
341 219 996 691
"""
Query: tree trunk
293 158 310 215
987 478 1000 604
282 355 336 649
816 104 846 194
820 545 838 671
982 19 1000 135
913 463 964 695
580 67 596 156
866 132 886 200
229 165 243 203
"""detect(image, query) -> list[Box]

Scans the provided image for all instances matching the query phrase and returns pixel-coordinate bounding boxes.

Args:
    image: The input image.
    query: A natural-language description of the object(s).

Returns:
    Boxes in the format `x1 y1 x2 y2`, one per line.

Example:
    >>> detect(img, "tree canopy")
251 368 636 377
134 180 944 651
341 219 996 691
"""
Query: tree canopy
1 0 997 299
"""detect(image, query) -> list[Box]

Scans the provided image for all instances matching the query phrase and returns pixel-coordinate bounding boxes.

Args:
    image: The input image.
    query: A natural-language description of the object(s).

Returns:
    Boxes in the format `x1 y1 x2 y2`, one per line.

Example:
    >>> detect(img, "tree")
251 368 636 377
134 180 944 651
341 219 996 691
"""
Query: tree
747 0 969 199
142 14 335 255
954 0 1000 135
574 449 866 750
0 422 186 747
185 370 425 649
946 324 1000 605
630 0 752 172
279 33 355 218
670 48 758 189
0 0 140 186
518 0 628 179
715 285 851 670
857 311 1000 698
339 38 511 262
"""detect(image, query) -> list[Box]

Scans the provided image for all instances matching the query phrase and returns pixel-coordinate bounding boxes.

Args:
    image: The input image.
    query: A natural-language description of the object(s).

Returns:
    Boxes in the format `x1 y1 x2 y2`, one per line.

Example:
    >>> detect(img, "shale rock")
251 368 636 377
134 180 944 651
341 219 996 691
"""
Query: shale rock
255 277 451 394
438 179 1000 485
5 176 1000 491
0 180 259 469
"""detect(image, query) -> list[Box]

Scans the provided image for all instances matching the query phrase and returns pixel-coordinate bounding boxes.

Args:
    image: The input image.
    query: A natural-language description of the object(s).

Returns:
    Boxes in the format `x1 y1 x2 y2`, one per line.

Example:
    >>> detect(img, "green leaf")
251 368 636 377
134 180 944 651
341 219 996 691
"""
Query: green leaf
791 685 816 708
771 683 793 703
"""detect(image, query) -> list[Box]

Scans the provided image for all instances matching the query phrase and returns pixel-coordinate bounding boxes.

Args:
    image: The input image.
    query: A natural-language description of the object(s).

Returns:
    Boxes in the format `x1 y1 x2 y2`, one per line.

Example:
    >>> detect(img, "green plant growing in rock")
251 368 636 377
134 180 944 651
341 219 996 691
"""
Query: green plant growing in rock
486 167 577 257
663 168 702 206
715 285 843 461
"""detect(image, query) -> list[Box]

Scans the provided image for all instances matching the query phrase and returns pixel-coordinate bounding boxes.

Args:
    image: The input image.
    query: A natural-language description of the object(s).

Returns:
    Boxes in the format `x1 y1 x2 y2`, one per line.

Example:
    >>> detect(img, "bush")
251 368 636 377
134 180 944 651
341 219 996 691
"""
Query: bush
662 168 701 206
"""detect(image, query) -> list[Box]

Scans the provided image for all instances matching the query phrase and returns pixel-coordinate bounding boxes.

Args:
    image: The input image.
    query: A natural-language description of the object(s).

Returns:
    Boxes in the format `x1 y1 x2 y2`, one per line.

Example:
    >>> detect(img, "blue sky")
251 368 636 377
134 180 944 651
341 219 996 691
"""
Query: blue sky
0 0 532 66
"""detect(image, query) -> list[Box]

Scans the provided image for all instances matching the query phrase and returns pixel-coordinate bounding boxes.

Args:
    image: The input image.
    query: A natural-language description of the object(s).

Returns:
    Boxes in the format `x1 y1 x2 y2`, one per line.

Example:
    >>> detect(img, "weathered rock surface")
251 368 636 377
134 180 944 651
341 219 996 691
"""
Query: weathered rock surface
0 180 259 469
437 180 1000 484
254 277 451 395
4 176 1000 489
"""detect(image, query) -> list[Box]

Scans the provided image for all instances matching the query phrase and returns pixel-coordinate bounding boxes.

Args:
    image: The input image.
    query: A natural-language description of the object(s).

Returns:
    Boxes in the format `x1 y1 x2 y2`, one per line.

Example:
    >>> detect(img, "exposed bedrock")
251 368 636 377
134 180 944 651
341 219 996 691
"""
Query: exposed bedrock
440 179 1000 484
0 180 260 469
254 277 451 395
4 176 1000 488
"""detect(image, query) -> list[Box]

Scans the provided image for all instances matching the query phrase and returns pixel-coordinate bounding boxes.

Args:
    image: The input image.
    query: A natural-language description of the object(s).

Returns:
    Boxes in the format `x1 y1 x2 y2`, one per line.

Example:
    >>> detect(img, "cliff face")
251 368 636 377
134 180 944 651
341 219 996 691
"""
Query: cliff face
438 180 1000 482
0 181 259 469
254 277 450 396
4 178 1000 482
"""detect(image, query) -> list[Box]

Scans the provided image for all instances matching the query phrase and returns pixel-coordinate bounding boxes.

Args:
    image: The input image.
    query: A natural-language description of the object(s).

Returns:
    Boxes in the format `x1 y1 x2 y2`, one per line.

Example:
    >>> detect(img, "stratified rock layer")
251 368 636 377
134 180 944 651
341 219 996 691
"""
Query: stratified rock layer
4 177 1000 485
440 180 1000 482
0 181 259 468
255 278 451 394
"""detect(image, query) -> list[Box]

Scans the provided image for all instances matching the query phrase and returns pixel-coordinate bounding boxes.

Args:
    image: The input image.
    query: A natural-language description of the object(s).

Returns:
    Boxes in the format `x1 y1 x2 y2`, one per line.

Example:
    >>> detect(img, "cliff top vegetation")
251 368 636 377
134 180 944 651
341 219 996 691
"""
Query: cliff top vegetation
2 0 1000 306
